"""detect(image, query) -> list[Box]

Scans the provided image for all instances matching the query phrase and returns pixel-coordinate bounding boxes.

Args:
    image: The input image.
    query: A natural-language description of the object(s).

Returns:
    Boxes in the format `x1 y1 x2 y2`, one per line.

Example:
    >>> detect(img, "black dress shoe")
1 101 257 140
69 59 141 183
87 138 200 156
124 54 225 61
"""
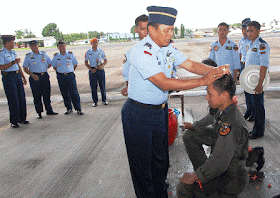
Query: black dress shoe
47 111 58 115
77 110 84 115
11 123 19 128
246 146 265 172
19 120 29 124
64 109 73 115
37 113 43 119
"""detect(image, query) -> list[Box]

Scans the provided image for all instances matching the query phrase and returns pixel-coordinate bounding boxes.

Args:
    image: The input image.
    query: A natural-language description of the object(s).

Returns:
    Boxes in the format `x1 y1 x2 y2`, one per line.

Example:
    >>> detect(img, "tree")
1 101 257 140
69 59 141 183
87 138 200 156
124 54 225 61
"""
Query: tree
130 25 136 38
180 24 185 38
42 23 63 40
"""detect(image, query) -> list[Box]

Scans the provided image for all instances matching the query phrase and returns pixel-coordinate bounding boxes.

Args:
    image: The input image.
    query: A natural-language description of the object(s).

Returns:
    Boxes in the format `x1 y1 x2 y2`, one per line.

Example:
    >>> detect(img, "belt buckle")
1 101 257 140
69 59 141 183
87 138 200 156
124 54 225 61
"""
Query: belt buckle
41 73 44 75
64 73 67 75
161 103 166 109
16 71 19 73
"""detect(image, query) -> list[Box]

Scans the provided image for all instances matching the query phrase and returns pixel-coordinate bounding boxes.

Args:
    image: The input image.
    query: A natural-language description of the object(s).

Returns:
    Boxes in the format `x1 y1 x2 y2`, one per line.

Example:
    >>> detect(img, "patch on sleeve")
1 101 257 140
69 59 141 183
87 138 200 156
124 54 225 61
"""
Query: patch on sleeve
144 51 152 56
209 46 212 52
123 54 127 64
233 45 239 51
259 44 266 50
219 123 231 136
214 46 219 52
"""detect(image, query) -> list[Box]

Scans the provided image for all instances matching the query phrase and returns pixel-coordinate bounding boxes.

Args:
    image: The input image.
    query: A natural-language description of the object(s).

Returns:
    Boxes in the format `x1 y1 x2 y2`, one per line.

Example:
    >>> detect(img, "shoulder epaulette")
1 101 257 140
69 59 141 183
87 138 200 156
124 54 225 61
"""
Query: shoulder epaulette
259 38 267 44
26 52 31 56
54 53 58 56
68 51 73 54
41 51 46 53
144 43 152 49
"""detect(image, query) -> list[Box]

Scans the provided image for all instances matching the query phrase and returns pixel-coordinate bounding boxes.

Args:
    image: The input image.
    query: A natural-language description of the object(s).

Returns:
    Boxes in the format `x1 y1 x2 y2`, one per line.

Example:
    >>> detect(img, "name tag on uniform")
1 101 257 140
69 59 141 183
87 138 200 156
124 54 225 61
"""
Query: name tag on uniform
252 48 258 52
226 46 232 50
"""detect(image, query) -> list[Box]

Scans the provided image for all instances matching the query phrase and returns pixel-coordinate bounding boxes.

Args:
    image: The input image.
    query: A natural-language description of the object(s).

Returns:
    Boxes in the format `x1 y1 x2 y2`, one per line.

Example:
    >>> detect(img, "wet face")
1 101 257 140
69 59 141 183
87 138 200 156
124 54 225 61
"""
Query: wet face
135 21 148 40
57 44 66 54
149 24 174 48
30 44 39 54
218 25 229 39
247 26 260 42
206 84 223 109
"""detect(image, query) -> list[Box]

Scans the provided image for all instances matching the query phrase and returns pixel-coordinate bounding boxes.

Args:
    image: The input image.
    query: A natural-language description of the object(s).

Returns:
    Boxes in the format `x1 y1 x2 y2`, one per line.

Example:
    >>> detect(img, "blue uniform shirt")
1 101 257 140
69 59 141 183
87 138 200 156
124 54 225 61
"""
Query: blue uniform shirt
0 47 20 72
122 48 133 82
52 51 78 73
209 39 241 75
239 37 251 62
128 36 187 105
245 37 270 68
23 51 51 73
85 48 107 67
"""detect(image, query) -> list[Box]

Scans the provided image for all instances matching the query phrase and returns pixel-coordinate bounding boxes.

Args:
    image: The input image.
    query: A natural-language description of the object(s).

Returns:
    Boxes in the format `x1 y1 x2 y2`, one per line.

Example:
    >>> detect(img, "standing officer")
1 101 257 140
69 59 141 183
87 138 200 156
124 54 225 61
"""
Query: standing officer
23 40 58 119
245 21 270 139
0 35 29 128
209 22 241 81
239 18 251 72
85 38 108 107
177 74 249 198
52 40 83 115
121 6 229 198
121 14 148 96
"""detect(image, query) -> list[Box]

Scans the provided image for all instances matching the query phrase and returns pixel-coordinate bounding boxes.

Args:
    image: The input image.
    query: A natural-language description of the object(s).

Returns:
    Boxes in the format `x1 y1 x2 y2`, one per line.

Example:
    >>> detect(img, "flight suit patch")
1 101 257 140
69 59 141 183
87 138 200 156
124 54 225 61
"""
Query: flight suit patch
260 44 266 50
214 46 219 52
233 45 239 51
219 123 231 136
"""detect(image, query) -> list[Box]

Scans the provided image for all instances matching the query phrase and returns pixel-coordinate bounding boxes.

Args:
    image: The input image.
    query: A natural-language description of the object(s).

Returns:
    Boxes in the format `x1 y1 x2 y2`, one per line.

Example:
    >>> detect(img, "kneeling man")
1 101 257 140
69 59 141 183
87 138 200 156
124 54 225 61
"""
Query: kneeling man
177 74 249 198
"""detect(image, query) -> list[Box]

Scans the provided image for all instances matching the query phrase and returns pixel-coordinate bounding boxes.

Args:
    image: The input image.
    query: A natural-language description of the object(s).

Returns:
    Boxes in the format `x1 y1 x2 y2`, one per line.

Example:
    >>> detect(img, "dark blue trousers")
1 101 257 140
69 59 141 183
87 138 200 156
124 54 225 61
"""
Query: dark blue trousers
57 72 81 111
29 73 53 114
121 99 169 198
2 72 27 124
89 69 106 103
244 92 255 119
245 92 265 137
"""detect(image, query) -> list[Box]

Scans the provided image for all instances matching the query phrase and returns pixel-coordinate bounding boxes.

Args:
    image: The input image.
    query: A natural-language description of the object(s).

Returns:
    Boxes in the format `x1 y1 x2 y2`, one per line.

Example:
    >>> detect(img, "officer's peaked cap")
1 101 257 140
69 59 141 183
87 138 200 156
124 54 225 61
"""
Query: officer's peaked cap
147 6 177 25
1 35 15 42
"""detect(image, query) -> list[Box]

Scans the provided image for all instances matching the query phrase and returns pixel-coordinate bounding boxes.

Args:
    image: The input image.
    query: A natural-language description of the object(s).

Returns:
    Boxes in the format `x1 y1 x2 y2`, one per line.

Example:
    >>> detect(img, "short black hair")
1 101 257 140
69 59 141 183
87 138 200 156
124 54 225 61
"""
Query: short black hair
202 58 217 67
57 39 65 47
135 14 148 27
218 22 229 30
247 21 261 30
147 22 160 32
213 74 236 99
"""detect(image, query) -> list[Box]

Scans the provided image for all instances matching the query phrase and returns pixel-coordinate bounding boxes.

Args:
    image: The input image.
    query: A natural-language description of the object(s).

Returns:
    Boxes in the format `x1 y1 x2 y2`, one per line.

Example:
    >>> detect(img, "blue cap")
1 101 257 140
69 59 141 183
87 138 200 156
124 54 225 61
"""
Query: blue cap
29 40 38 45
1 35 15 42
242 18 251 28
147 6 177 25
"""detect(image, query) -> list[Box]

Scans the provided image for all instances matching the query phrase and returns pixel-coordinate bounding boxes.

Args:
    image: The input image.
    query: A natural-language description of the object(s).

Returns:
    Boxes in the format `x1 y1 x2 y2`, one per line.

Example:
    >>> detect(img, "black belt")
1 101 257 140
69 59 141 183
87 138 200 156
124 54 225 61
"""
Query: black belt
56 72 73 75
1 70 19 75
129 98 166 109
33 72 47 75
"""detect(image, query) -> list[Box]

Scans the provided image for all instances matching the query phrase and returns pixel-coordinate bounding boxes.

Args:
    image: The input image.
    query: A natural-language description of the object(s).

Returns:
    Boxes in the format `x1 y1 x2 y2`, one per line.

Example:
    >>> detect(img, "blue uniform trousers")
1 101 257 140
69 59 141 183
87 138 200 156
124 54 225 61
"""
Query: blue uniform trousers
121 99 169 198
89 69 106 104
2 72 27 124
29 73 53 114
244 92 255 119
57 72 81 111
245 92 265 137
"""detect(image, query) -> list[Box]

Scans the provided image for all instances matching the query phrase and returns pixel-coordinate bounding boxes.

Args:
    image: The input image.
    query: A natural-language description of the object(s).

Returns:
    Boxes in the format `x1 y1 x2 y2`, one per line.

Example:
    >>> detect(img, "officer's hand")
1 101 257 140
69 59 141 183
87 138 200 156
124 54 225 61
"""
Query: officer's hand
97 65 104 70
180 172 198 184
15 58 21 64
183 122 194 130
254 83 263 94
202 67 228 86
121 87 128 96
91 68 97 73
32 74 39 81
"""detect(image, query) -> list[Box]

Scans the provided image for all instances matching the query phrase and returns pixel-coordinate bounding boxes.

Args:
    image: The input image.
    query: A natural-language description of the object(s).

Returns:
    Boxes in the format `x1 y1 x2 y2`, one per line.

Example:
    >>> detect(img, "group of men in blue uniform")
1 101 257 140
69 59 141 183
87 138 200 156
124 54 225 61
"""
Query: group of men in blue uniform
0 36 108 128
121 5 270 198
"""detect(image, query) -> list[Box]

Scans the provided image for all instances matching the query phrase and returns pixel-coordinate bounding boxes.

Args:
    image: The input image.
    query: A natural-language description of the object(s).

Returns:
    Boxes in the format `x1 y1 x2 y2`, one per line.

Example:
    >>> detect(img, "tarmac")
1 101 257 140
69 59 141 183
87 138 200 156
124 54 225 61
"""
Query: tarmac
0 70 280 197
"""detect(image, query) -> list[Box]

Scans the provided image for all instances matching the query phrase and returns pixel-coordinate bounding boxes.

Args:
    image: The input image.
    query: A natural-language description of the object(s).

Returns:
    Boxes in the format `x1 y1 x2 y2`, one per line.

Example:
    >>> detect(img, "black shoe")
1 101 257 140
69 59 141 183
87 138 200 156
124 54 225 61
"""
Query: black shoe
19 120 29 124
11 123 19 128
47 111 58 115
65 109 73 115
37 113 43 119
246 146 265 172
77 110 84 115
248 116 255 122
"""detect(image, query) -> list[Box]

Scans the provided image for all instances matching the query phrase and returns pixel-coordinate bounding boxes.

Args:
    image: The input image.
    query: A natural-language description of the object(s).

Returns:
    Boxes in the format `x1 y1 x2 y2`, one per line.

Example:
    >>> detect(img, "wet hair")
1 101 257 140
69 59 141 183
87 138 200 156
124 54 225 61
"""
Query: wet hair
213 74 236 99
135 14 148 27
218 22 229 30
202 58 218 67
247 21 261 30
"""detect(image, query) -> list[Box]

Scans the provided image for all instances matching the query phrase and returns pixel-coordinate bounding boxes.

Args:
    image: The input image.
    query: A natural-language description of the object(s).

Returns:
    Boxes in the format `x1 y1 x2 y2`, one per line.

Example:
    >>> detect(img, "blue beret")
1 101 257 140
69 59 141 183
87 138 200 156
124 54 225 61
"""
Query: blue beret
1 35 15 42
242 18 251 28
29 40 38 45
147 6 177 25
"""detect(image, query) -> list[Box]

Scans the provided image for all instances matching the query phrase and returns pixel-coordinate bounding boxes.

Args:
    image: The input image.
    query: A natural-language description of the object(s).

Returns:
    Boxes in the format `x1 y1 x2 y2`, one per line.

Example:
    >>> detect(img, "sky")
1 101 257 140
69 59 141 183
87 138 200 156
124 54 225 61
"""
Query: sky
1 0 279 37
